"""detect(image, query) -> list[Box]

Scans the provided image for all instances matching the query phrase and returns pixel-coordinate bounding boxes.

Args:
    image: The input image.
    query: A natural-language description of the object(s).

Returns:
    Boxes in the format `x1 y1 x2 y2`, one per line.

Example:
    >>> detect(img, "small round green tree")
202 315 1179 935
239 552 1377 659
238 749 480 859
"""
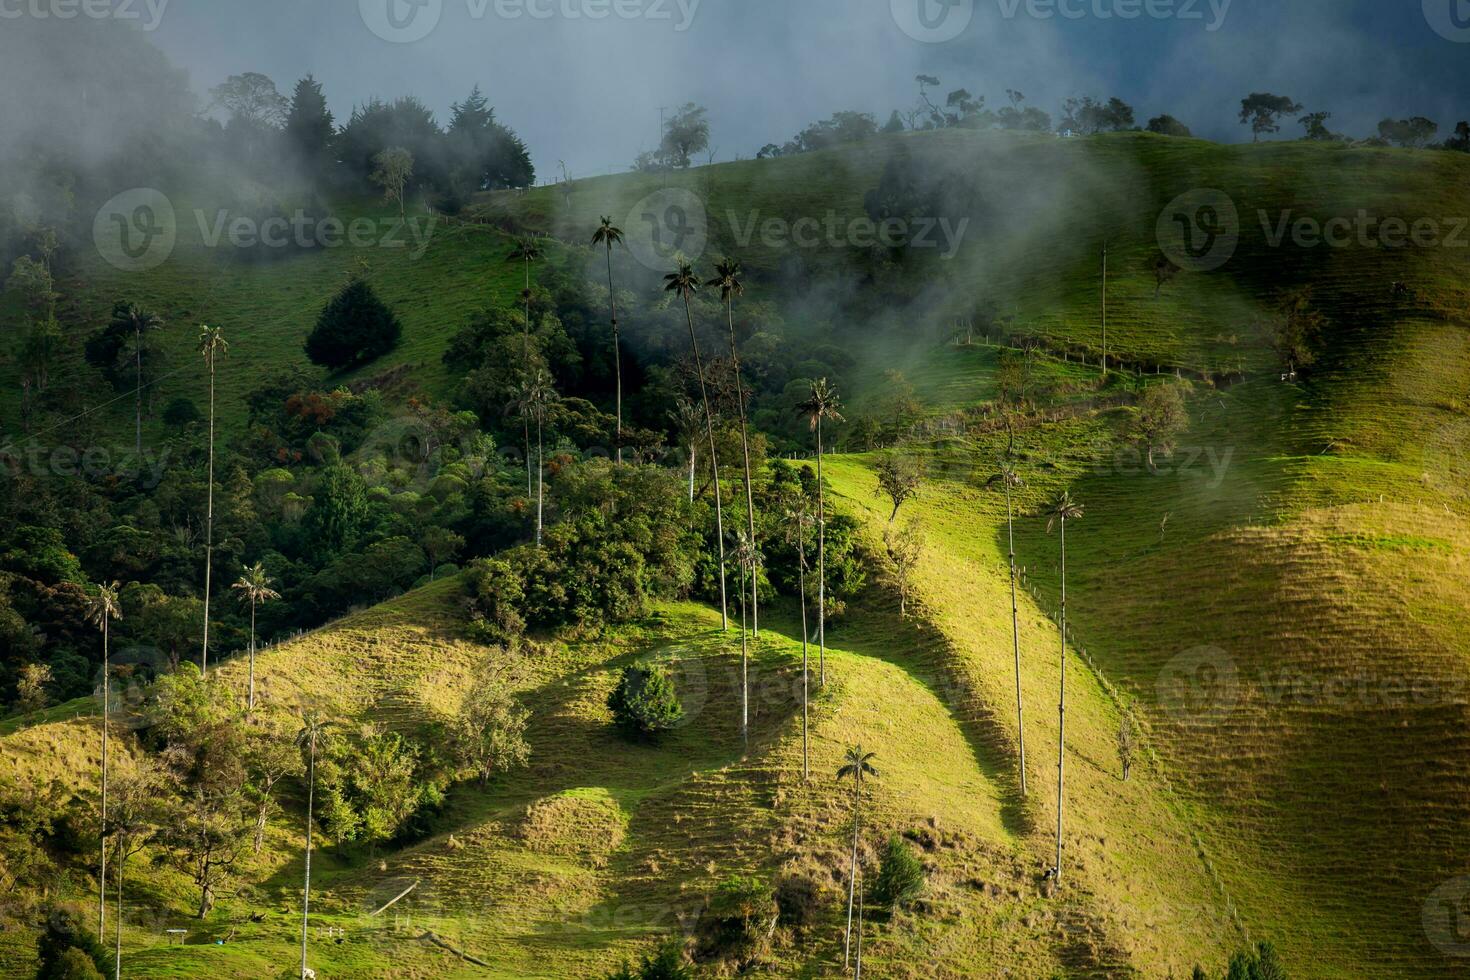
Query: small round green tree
305 278 403 370
607 665 683 737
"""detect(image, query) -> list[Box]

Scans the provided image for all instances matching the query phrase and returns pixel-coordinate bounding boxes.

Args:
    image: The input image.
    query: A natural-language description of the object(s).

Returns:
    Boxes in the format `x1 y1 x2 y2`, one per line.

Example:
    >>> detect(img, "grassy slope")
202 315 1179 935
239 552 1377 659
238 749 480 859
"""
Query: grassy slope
1 198 525 440
489 131 1470 973
4 130 1469 975
3 573 1175 978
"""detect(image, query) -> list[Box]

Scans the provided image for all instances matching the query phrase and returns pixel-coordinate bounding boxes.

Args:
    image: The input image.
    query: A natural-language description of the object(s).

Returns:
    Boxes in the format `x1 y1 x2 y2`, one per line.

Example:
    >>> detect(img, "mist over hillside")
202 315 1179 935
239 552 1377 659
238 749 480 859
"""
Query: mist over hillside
2 7 1470 980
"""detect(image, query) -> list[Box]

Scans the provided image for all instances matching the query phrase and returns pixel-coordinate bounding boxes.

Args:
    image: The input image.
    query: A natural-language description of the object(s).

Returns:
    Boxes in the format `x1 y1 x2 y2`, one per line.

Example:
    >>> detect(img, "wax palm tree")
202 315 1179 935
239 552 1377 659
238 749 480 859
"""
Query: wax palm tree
1046 491 1084 882
504 376 536 503
198 325 228 677
785 502 815 780
670 399 702 502
986 458 1028 797
592 218 626 463
837 745 878 969
665 260 727 630
109 765 158 980
526 369 557 547
231 563 280 712
85 581 121 941
507 237 544 335
114 303 163 457
294 713 330 980
733 530 758 752
707 258 760 636
797 379 843 686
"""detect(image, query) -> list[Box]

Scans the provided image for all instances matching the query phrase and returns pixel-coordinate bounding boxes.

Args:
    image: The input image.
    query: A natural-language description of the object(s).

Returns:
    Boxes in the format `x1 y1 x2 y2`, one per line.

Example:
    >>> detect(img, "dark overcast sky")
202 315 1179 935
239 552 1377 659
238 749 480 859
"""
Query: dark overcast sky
137 0 1470 180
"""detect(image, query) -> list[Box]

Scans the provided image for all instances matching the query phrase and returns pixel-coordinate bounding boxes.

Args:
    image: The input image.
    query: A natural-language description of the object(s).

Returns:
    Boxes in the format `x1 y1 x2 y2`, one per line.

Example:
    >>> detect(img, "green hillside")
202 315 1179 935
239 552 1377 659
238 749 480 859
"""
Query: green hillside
4 128 1470 977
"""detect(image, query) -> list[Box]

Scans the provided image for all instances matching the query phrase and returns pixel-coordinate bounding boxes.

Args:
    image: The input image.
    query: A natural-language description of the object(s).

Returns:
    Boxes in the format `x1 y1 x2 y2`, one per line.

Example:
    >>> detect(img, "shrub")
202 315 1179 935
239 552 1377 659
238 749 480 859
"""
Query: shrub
607 665 682 738
695 874 776 964
36 909 110 979
604 940 692 980
872 834 925 911
774 873 822 931
464 558 527 645
304 278 402 370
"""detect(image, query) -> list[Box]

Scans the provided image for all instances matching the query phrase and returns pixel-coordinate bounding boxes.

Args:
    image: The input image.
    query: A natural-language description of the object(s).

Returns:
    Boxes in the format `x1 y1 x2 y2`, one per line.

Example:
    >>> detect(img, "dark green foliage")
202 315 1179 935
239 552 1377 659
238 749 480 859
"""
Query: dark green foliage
35 909 110 979
1201 942 1289 980
446 86 535 192
283 75 335 178
605 941 692 980
1377 116 1440 149
872 834 925 910
301 465 370 555
463 558 527 644
695 875 776 964
1147 114 1192 137
607 666 683 737
464 461 703 634
315 724 448 847
162 396 202 427
304 279 402 370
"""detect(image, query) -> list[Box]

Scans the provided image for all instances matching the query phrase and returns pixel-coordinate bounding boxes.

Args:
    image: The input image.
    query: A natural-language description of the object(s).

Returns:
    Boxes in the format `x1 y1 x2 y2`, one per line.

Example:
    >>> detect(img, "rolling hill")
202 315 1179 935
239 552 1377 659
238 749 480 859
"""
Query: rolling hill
3 127 1469 976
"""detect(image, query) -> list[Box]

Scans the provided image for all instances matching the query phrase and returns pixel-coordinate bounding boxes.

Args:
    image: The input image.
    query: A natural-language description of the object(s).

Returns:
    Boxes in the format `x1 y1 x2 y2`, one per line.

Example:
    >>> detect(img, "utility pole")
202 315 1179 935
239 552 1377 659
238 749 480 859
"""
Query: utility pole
1101 240 1108 379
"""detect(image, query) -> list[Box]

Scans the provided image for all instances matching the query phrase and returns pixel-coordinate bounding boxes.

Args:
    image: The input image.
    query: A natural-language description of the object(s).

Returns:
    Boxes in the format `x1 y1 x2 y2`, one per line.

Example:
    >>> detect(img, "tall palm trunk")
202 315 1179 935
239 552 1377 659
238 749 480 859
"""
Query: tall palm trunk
134 325 143 458
523 417 533 500
605 243 623 465
202 359 215 677
300 735 316 980
247 598 257 713
1055 517 1068 880
680 296 727 630
739 563 748 752
535 415 544 547
816 419 826 687
844 780 860 967
687 443 696 502
113 848 126 980
1007 483 1026 797
98 619 108 941
725 296 759 636
855 864 865 979
798 529 809 781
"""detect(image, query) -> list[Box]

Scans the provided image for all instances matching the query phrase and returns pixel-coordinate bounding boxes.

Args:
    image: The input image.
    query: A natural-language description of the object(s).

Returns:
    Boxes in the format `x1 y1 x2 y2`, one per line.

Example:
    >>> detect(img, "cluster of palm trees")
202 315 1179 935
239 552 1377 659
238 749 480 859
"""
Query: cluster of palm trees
78 222 860 976
992 449 1086 883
